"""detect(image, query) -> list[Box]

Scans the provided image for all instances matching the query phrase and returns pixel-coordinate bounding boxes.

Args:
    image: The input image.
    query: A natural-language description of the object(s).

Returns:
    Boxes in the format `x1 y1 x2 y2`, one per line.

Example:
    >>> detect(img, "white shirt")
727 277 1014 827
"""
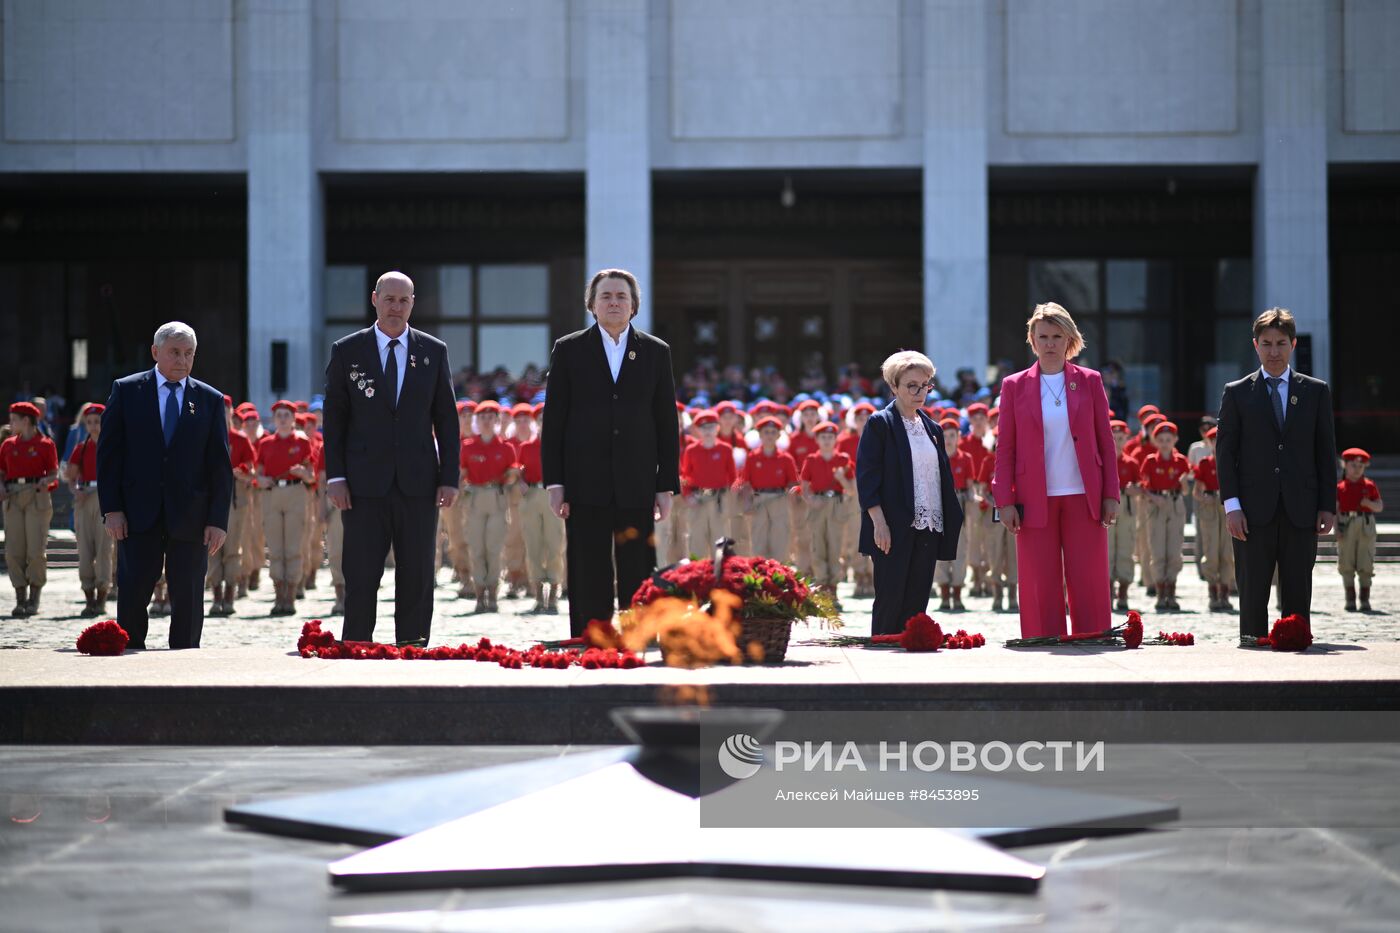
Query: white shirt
373 323 409 404
1040 371 1085 496
1224 365 1292 514
902 414 944 533
600 324 630 383
154 366 187 423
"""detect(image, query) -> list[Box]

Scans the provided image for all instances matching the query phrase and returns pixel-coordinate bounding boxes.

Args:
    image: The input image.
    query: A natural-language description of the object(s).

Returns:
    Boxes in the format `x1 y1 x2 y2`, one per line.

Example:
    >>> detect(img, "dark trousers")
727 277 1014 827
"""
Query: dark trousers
1232 495 1317 638
565 503 656 638
341 488 438 644
116 521 208 649
870 528 940 636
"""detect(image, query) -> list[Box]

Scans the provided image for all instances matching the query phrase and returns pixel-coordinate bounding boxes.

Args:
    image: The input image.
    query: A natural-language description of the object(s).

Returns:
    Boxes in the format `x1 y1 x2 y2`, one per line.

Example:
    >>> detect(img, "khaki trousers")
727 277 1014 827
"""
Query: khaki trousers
504 492 527 581
985 518 1018 586
261 483 308 582
242 486 265 579
445 492 471 577
466 485 508 588
805 495 847 587
726 492 752 555
1195 496 1234 586
1145 493 1185 583
686 493 727 561
654 494 687 566
747 491 791 563
1337 514 1377 586
302 486 325 579
789 495 809 571
934 494 971 585
840 492 866 582
74 490 113 589
519 486 564 584
4 485 51 588
966 493 993 581
326 507 345 586
207 497 248 587
1107 497 1137 584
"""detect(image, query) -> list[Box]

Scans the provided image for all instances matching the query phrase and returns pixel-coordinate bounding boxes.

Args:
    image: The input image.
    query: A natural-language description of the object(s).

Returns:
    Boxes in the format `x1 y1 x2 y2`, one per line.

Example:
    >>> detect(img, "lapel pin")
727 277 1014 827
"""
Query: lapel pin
188 400 195 414
1290 395 1298 405
1069 381 1077 391
423 355 428 365
410 355 417 368
628 350 636 360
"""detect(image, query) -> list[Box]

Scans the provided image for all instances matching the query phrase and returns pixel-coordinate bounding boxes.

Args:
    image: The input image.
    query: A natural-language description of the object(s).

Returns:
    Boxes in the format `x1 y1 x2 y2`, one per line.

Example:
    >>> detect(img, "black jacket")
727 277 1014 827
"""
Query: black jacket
97 369 233 541
1216 368 1337 529
321 325 460 497
855 400 963 560
541 323 680 510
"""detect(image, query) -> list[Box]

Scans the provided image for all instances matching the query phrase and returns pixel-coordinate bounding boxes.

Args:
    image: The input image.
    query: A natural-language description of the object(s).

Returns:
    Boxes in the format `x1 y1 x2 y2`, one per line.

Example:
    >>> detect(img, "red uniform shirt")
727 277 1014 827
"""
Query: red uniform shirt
1116 452 1140 491
1337 478 1381 514
1139 449 1190 493
963 437 992 479
515 437 544 485
974 454 996 510
460 436 518 486
682 441 737 490
718 428 745 450
801 451 854 494
837 431 861 465
256 432 312 481
0 433 58 480
1124 435 1144 460
68 437 99 483
228 429 256 476
947 448 974 490
787 430 819 469
1192 455 1219 492
739 448 799 491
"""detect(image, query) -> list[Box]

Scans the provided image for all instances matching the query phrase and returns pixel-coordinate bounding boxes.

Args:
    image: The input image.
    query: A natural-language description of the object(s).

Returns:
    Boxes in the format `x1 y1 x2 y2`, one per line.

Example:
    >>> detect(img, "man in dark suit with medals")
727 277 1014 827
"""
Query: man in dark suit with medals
542 269 681 637
322 271 461 646
97 322 233 649
1216 307 1337 646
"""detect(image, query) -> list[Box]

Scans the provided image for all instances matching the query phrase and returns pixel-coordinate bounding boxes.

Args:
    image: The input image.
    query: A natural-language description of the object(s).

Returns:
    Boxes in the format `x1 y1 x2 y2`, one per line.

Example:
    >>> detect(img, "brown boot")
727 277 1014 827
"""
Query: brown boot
208 587 225 617
1155 583 1168 612
1345 585 1358 612
938 584 951 611
331 583 345 615
1007 587 1019 611
530 582 546 614
223 582 238 616
1115 581 1130 612
305 567 317 590
81 588 99 618
25 585 42 617
473 587 488 614
11 586 29 618
951 586 965 612
249 569 261 591
295 580 306 599
269 581 286 616
545 582 559 615
95 585 110 618
486 586 499 613
236 578 249 599
1166 581 1180 611
1360 586 1372 613
992 583 1004 613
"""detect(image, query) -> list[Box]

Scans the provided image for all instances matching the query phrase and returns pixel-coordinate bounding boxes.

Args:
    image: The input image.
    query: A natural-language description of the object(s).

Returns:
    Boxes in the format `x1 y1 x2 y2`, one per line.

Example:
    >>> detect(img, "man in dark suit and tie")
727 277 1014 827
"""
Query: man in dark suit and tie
322 271 460 646
542 269 681 637
1216 307 1337 646
97 322 233 649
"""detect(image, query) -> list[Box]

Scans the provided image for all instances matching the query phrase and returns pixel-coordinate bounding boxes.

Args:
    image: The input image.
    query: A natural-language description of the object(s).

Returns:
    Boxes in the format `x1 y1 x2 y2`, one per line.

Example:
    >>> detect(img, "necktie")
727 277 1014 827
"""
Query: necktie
163 381 181 446
384 338 399 410
1266 376 1284 431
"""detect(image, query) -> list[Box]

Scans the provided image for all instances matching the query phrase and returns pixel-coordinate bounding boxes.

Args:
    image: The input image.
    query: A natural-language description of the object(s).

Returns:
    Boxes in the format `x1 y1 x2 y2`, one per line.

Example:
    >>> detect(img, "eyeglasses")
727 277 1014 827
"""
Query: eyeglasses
903 380 936 393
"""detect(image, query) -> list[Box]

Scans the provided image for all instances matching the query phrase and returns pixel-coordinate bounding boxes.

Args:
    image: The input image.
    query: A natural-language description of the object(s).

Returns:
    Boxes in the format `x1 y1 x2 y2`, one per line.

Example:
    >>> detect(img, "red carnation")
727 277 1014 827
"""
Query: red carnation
900 614 944 652
76 620 129 656
1264 614 1313 651
1123 615 1144 649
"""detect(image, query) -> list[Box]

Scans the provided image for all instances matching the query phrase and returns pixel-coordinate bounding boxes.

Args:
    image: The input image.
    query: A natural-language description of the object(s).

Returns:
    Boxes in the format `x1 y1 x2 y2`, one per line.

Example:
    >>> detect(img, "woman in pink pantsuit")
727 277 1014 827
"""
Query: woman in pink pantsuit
992 303 1121 637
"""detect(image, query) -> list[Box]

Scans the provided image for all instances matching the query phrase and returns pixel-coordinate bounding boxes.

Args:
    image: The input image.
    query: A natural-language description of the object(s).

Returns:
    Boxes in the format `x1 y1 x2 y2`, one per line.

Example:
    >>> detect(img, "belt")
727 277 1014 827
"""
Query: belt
815 490 843 499
1338 511 1372 519
523 482 544 488
1200 490 1219 498
80 481 99 488
753 488 787 496
693 488 725 498
1154 490 1182 499
272 478 302 487
9 477 39 486
468 484 504 492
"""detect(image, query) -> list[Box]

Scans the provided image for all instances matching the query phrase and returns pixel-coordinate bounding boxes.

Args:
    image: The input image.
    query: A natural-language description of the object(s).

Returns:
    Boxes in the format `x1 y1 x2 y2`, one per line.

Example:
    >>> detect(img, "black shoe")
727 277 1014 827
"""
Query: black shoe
1239 635 1267 648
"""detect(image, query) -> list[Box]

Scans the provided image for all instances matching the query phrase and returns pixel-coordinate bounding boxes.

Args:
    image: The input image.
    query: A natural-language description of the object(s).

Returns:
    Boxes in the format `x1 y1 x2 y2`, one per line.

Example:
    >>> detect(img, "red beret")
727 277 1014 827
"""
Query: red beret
714 401 739 414
988 406 1000 418
533 402 545 415
475 400 502 414
1137 404 1160 419
966 403 989 416
240 408 260 421
456 400 474 413
852 402 877 415
83 403 106 416
812 421 839 435
1142 412 1167 427
1206 427 1219 440
754 416 784 433
1110 420 1129 432
510 403 535 418
675 401 686 412
294 400 309 412
1151 421 1179 438
1341 447 1371 462
795 399 821 412
939 418 961 431
295 412 312 425
222 394 233 406
692 409 719 426
271 399 295 414
9 401 39 419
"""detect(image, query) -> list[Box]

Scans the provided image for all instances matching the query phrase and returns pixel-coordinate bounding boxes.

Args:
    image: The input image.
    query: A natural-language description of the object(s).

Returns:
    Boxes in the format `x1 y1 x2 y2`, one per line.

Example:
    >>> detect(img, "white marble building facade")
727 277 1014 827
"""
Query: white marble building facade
3 0 1399 408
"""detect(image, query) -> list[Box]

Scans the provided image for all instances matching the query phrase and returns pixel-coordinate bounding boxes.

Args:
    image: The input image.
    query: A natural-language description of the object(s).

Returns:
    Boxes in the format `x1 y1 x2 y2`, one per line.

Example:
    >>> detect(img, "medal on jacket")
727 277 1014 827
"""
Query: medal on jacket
188 399 195 414
410 355 417 368
1290 395 1298 405
628 350 636 360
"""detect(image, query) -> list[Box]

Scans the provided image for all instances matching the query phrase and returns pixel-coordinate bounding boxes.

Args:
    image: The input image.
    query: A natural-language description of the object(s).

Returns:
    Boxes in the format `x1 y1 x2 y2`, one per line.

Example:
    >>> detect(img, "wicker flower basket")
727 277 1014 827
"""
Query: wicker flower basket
659 614 794 665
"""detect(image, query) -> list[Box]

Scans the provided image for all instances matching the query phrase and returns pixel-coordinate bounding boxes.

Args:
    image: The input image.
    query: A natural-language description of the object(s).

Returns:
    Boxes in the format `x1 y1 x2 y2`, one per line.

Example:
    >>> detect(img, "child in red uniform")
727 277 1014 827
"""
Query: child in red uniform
514 405 564 614
1336 448 1384 612
1 401 59 617
1191 427 1235 612
963 403 995 598
460 400 520 613
66 403 113 617
1107 420 1141 611
933 418 975 611
800 421 854 599
787 400 822 572
1139 421 1190 611
255 400 316 615
839 402 876 597
206 395 257 617
734 416 798 561
681 410 736 559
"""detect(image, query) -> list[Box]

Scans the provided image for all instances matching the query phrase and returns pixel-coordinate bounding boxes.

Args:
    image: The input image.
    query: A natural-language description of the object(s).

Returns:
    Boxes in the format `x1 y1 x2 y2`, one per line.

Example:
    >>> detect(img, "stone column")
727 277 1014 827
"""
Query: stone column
583 0 652 330
1255 0 1330 382
922 0 988 383
246 0 320 408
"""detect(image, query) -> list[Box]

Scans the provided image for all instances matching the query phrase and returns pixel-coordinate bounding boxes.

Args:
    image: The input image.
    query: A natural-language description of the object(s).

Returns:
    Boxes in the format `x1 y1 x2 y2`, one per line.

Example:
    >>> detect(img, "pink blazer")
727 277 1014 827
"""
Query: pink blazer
991 361 1120 529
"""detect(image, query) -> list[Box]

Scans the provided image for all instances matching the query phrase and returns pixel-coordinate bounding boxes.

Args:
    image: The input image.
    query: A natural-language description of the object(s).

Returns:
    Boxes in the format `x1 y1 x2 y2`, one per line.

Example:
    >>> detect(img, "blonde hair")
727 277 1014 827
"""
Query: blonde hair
880 350 936 390
1025 302 1085 359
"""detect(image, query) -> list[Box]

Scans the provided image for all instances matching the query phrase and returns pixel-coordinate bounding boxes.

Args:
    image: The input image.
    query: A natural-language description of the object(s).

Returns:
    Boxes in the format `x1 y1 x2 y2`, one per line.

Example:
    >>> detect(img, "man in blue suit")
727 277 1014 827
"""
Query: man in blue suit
98 322 233 649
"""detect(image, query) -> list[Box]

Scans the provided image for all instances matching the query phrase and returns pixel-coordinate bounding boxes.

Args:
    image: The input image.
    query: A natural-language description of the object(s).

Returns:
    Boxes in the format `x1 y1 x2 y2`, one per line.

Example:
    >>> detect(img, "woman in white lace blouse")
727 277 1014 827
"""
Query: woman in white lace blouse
856 351 965 636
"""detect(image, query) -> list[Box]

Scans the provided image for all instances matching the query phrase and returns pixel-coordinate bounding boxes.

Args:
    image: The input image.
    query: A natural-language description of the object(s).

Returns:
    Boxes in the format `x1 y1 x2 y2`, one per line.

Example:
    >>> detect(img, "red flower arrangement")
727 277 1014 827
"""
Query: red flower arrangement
630 556 837 623
76 620 129 656
295 621 643 669
1006 611 1146 649
1256 614 1313 651
1155 630 1195 646
843 616 985 652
